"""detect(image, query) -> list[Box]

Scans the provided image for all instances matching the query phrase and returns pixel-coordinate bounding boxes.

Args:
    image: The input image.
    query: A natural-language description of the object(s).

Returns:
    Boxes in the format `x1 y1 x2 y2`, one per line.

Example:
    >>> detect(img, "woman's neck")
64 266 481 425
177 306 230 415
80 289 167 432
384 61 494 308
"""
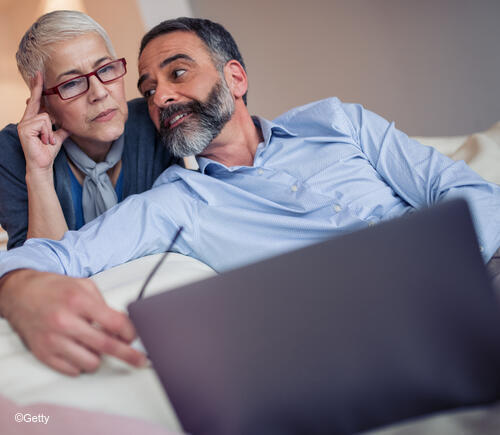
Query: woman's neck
71 138 113 163
66 136 121 185
67 158 122 186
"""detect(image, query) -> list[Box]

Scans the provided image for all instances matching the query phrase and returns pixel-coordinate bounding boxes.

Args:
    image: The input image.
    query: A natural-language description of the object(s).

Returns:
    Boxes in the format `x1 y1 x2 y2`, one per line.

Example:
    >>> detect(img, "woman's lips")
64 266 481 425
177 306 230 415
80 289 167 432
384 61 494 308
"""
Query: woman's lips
93 109 117 122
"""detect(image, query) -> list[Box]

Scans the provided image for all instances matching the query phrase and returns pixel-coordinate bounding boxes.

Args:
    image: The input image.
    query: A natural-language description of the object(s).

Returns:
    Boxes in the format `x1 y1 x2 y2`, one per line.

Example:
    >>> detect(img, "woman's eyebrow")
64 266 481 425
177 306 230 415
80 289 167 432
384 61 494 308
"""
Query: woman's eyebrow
55 56 112 82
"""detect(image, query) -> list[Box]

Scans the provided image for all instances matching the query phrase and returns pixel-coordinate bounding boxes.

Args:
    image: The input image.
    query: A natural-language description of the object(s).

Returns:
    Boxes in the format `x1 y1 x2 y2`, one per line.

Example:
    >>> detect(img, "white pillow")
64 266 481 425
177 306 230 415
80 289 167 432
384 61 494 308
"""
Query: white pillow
413 121 500 185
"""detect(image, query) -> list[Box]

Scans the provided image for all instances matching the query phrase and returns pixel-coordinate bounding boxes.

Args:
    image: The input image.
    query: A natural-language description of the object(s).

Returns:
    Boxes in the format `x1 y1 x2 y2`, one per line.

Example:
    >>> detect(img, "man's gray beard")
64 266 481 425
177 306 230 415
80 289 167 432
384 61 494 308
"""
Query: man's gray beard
160 77 235 158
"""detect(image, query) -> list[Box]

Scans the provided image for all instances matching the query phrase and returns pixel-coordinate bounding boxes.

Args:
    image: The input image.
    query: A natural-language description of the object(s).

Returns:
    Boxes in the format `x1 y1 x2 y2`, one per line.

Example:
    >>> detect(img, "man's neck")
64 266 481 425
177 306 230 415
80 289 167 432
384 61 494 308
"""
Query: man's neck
198 106 263 167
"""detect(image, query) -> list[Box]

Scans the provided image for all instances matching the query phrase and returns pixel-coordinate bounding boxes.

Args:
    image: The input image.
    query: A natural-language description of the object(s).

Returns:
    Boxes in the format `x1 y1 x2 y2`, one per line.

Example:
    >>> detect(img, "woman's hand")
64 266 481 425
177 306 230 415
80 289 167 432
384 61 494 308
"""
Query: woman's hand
18 72 71 240
17 71 70 175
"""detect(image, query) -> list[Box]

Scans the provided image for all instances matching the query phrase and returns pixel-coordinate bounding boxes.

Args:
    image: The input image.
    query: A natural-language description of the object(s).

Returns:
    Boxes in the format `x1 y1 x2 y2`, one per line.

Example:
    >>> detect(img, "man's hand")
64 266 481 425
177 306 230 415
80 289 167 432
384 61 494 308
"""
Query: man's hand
0 270 147 376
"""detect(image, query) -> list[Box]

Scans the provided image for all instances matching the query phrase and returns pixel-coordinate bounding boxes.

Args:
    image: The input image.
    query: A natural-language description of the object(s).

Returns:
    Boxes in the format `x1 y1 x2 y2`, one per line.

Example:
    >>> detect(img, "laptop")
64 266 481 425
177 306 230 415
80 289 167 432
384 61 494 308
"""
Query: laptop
128 198 500 435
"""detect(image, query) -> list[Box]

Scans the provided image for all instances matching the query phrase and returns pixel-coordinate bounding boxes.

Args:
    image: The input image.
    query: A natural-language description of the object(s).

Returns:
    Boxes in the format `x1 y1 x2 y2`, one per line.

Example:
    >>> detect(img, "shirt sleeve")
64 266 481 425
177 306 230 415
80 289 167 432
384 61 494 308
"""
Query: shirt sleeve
340 102 500 262
0 185 188 279
0 124 29 249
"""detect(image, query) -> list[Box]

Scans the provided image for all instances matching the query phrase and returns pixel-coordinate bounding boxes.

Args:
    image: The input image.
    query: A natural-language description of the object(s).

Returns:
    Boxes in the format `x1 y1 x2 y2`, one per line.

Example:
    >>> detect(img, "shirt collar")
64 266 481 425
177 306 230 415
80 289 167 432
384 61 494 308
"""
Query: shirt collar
196 116 297 174
254 116 297 147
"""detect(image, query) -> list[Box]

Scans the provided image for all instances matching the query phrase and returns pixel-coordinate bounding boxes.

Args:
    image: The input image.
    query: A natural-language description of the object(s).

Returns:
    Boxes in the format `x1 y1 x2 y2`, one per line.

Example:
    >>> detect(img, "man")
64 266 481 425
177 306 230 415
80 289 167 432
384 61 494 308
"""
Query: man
1 18 499 376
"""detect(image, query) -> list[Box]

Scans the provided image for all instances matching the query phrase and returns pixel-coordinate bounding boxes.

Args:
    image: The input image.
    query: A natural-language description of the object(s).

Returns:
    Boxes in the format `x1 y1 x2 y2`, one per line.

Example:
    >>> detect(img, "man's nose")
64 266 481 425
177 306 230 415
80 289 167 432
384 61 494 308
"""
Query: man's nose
152 81 177 108
87 75 109 101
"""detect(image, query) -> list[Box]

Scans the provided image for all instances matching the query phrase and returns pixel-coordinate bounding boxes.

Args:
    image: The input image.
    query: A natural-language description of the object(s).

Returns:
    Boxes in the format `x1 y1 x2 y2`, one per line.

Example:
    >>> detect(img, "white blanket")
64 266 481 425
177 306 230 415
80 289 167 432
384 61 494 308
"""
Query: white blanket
0 253 216 431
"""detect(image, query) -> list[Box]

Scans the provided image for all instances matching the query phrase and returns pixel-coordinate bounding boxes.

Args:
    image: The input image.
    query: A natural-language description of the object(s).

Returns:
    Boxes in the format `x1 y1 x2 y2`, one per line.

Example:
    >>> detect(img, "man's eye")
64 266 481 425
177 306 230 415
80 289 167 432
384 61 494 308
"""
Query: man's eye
173 69 186 78
143 89 156 98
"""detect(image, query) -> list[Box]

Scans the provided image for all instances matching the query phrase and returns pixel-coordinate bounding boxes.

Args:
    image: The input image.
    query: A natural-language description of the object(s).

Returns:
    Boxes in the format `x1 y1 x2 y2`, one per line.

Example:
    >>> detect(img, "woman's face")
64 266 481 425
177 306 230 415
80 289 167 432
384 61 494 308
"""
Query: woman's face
43 33 128 149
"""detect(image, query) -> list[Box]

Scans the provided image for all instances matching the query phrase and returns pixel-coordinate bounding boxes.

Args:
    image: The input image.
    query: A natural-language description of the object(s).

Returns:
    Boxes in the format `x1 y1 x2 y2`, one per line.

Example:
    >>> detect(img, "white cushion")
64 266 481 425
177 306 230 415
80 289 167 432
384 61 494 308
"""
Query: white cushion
413 121 500 185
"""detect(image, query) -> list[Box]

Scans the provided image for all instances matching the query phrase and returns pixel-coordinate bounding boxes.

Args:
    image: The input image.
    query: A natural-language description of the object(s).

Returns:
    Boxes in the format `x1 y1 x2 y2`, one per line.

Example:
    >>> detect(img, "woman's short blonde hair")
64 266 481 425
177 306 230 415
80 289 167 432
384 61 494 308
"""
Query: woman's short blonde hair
16 10 116 85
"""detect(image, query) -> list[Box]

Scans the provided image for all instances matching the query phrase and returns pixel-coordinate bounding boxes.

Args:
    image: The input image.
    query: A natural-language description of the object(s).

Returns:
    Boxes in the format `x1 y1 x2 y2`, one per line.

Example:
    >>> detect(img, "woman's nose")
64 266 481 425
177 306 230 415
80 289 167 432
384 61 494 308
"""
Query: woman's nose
87 75 109 101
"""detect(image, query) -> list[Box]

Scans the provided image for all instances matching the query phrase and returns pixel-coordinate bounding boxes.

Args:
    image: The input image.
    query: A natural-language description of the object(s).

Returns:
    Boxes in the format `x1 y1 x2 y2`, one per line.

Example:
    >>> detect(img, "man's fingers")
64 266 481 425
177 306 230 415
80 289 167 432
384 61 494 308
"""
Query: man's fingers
53 336 102 373
44 354 81 377
71 321 147 368
62 281 145 366
78 283 137 343
27 316 100 375
97 308 137 343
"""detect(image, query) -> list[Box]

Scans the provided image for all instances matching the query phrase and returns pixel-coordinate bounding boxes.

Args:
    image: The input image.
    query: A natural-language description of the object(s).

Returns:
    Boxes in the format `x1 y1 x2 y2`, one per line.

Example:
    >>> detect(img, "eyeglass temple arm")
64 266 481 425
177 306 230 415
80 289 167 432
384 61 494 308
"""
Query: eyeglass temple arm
41 88 57 96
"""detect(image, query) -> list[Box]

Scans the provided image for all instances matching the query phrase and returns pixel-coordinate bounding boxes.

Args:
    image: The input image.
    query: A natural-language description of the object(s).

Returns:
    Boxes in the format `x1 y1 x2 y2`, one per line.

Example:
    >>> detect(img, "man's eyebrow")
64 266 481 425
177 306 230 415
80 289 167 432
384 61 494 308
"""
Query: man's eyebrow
137 53 195 91
160 53 195 69
56 56 112 82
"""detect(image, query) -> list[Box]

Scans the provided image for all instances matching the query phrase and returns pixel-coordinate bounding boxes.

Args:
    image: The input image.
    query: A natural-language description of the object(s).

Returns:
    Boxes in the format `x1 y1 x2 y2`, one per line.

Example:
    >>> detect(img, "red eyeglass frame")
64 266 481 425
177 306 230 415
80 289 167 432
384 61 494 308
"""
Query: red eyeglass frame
42 58 127 100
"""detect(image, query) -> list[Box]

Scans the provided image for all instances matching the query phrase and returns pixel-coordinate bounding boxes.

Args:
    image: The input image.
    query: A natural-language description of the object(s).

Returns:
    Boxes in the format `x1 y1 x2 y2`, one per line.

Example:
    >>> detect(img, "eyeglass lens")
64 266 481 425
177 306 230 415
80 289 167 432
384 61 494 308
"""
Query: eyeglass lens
58 59 126 99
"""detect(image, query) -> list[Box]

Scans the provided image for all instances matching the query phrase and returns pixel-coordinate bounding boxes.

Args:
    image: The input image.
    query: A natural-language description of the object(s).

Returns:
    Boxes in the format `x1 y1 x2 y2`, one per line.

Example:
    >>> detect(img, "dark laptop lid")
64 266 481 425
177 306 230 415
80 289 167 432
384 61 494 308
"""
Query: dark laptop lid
128 199 500 435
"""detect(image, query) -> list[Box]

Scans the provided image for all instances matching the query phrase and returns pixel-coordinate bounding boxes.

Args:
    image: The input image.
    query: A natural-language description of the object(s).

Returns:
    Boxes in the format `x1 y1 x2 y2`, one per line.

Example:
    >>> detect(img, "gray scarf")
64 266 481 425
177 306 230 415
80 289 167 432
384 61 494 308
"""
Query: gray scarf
63 135 124 224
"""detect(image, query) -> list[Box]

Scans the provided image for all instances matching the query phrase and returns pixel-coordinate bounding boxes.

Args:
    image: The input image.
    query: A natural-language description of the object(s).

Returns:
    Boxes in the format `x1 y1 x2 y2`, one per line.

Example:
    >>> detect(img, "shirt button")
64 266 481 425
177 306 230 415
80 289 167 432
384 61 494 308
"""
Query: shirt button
291 185 298 192
368 221 376 227
333 205 342 212
480 246 485 253
257 169 264 175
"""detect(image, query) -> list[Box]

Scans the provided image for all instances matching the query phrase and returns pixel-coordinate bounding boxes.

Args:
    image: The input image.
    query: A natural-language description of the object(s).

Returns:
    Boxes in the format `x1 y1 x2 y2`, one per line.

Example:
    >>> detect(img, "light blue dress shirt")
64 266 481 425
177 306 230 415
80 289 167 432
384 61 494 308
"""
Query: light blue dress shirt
1 98 499 276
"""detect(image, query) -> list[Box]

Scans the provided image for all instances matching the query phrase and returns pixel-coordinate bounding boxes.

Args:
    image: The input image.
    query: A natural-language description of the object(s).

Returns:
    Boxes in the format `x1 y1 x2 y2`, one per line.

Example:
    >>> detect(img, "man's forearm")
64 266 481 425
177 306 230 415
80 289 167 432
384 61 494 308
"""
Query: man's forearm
0 189 173 281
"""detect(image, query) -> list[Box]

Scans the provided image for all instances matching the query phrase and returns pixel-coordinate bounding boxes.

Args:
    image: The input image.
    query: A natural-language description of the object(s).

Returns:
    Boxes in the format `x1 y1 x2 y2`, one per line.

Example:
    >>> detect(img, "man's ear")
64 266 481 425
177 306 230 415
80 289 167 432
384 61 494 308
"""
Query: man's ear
223 60 247 101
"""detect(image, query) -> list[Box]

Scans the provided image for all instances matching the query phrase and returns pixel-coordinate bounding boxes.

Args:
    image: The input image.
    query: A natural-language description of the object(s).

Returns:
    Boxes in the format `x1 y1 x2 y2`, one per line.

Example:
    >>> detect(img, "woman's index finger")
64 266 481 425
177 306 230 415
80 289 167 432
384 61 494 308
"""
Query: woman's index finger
23 71 44 119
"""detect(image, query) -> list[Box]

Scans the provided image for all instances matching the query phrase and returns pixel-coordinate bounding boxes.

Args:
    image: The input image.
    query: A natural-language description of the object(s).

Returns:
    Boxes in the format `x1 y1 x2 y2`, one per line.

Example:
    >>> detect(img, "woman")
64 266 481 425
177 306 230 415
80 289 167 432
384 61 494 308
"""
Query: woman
0 10 175 249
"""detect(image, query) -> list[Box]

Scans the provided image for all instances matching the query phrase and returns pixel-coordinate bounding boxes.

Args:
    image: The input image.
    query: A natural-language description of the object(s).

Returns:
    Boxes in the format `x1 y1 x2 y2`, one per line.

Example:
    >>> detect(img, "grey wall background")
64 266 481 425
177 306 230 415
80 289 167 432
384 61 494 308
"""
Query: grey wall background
191 0 500 136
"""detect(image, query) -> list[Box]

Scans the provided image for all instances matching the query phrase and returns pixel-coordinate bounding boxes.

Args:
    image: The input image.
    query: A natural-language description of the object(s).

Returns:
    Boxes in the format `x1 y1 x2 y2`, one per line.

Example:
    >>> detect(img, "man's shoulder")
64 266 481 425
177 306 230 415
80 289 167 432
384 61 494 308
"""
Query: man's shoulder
273 97 343 123
271 97 356 137
153 164 199 188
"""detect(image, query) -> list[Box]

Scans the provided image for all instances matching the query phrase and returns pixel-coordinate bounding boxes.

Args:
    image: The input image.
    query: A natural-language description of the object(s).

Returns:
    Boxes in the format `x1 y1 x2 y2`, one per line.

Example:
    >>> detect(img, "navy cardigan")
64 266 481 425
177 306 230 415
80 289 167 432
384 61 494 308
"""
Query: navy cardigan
0 98 176 249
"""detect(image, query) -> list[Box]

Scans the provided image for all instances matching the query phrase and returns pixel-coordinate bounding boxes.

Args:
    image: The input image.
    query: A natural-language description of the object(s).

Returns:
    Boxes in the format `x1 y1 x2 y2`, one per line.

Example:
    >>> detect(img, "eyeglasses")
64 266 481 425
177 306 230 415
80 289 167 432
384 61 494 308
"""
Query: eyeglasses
42 58 127 100
136 226 184 301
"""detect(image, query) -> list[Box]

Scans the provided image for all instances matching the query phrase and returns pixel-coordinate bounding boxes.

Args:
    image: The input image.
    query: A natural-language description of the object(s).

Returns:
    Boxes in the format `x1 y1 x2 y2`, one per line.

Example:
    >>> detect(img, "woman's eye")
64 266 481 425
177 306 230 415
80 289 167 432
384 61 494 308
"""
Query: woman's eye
98 65 114 74
60 77 85 90
97 64 115 75
173 69 186 79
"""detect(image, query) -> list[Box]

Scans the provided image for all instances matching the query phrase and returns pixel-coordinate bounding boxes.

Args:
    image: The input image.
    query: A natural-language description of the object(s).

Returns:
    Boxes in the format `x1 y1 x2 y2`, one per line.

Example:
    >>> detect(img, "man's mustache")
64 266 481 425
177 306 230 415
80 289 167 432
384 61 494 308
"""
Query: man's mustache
160 101 203 127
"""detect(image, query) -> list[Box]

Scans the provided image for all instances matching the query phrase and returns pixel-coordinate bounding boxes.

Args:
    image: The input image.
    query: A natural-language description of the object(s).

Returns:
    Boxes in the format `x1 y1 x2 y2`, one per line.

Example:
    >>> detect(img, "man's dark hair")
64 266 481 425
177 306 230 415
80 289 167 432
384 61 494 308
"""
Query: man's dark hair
140 17 247 105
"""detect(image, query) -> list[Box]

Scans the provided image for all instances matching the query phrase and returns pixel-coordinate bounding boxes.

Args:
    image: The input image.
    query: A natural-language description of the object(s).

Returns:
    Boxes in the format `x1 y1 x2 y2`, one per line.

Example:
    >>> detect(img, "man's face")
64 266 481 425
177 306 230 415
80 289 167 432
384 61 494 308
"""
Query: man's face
138 31 234 157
